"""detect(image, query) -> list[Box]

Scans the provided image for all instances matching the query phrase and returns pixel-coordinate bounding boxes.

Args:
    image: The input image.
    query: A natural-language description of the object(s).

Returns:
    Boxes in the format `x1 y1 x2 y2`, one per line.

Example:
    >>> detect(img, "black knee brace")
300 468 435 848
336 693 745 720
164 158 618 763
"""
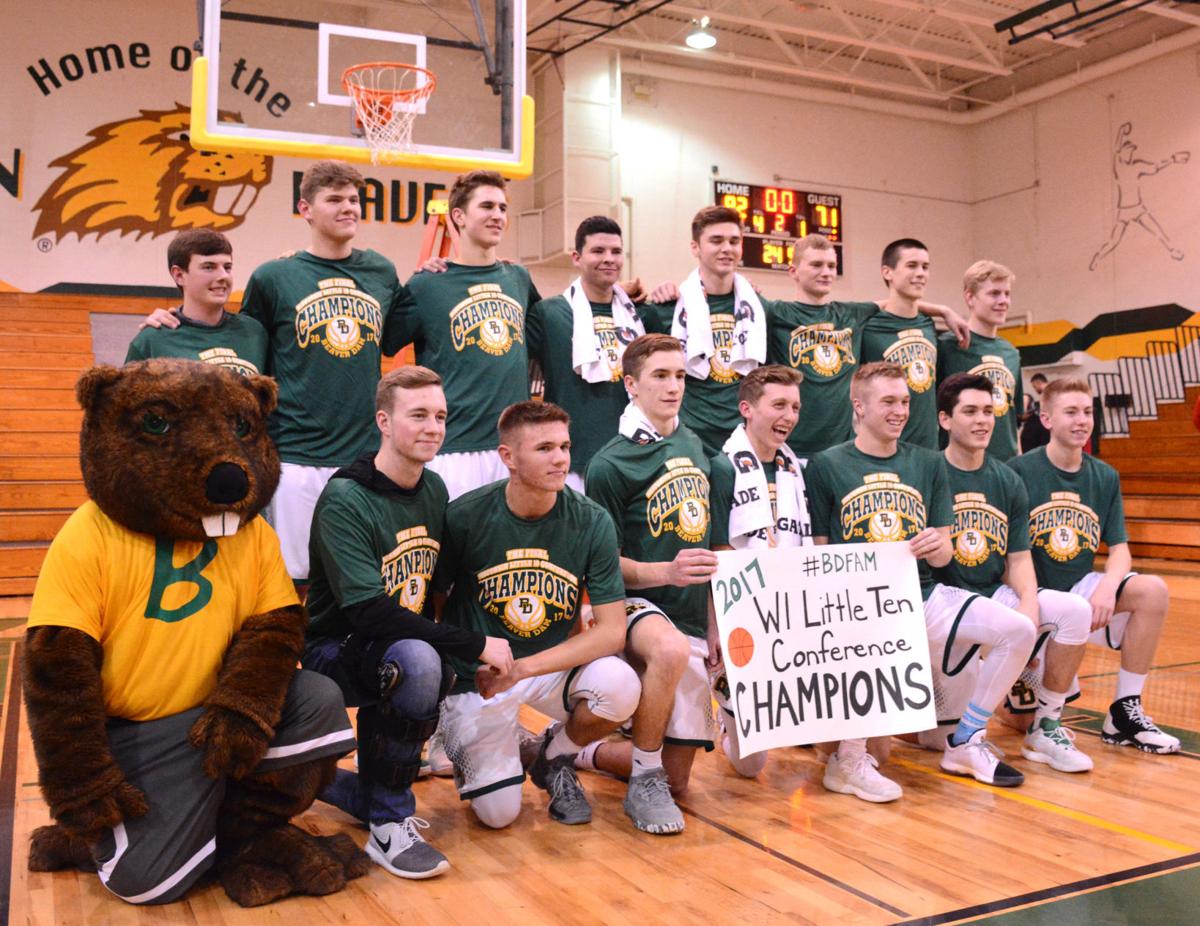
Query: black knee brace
356 704 440 791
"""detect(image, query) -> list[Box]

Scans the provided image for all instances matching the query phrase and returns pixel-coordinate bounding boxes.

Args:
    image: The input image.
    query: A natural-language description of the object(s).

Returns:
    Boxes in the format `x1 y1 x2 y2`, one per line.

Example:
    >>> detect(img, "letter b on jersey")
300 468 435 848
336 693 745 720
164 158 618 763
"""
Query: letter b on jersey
145 538 218 622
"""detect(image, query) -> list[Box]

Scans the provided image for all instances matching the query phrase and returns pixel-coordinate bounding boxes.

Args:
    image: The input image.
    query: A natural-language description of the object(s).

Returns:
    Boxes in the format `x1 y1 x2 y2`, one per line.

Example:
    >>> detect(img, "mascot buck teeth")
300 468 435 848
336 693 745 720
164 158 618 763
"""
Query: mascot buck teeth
23 358 367 907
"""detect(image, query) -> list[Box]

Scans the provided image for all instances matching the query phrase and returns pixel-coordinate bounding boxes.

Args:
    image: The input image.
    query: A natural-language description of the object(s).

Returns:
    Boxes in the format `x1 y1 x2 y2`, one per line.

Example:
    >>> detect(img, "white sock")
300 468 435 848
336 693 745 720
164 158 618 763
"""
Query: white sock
1034 688 1068 726
836 738 867 761
631 745 663 773
545 726 583 761
574 740 602 770
1116 669 1147 701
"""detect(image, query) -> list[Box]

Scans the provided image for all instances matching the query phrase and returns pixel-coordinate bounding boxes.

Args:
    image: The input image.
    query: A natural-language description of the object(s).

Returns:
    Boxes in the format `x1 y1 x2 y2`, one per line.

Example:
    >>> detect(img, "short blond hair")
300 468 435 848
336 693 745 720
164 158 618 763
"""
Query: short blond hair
375 365 442 413
791 233 835 265
963 259 1015 295
1042 377 1092 409
850 362 906 401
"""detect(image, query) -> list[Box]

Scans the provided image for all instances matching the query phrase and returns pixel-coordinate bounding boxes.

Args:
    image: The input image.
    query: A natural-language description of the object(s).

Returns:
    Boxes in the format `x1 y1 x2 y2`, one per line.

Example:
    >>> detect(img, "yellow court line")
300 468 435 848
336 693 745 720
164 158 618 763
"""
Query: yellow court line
892 757 1196 854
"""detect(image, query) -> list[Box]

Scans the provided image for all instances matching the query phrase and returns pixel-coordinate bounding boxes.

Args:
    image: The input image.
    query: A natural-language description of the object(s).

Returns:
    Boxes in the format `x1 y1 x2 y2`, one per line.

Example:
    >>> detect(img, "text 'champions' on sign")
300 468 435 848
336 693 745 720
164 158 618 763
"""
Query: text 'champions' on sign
713 542 936 756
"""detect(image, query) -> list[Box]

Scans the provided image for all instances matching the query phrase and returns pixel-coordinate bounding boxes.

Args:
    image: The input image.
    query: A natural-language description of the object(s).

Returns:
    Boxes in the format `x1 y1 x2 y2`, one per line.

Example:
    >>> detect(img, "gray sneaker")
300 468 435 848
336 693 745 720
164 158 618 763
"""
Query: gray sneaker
623 767 685 835
528 735 592 825
366 818 449 879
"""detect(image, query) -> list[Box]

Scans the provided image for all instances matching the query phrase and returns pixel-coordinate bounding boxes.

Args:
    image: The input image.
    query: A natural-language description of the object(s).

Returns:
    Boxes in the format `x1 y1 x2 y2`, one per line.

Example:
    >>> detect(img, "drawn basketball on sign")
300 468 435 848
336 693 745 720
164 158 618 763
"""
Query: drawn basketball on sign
727 627 755 668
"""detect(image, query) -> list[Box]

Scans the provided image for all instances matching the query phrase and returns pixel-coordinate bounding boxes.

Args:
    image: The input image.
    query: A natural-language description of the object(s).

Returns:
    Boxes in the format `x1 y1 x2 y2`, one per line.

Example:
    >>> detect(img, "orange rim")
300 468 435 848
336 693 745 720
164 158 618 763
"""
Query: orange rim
341 62 437 106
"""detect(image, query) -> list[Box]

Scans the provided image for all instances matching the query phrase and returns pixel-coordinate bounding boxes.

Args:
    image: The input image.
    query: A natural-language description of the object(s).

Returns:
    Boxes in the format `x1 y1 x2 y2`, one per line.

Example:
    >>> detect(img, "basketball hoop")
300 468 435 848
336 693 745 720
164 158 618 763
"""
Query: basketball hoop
342 62 436 164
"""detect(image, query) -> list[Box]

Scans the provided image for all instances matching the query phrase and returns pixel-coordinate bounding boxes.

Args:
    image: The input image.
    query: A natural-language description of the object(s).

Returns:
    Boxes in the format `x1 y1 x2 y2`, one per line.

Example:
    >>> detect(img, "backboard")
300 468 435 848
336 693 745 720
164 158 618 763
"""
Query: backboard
191 0 533 177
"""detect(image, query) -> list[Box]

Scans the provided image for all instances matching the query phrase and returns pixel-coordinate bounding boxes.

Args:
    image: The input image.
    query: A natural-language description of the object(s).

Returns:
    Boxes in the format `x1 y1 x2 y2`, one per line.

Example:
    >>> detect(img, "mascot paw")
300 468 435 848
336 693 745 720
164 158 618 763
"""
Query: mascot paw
57 781 148 842
189 706 269 780
219 824 357 907
28 825 97 873
316 832 371 880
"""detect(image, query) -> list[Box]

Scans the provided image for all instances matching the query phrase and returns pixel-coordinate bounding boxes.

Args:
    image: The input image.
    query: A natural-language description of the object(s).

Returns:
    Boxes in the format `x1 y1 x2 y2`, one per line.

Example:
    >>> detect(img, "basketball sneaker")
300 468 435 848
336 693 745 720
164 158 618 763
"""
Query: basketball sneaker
528 733 592 825
941 730 1024 786
519 722 558 771
366 817 450 879
425 729 454 777
1022 718 1094 772
822 751 902 803
624 767 685 835
1101 695 1181 754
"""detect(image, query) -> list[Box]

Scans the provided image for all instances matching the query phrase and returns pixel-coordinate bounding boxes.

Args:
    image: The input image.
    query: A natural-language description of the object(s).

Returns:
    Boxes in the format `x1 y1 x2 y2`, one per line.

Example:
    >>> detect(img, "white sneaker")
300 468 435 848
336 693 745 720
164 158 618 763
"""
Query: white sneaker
941 730 1024 786
366 818 450 879
425 730 454 778
1023 718 1094 772
823 751 902 803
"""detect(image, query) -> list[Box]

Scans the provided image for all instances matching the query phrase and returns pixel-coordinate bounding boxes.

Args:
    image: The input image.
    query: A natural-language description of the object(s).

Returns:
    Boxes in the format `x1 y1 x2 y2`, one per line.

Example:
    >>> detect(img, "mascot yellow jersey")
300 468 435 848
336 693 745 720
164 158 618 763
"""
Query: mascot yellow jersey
28 502 298 721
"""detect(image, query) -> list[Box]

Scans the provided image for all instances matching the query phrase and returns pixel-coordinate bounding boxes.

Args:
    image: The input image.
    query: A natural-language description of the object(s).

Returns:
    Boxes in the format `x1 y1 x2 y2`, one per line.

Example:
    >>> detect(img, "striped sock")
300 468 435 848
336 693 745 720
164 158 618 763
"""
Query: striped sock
950 702 992 747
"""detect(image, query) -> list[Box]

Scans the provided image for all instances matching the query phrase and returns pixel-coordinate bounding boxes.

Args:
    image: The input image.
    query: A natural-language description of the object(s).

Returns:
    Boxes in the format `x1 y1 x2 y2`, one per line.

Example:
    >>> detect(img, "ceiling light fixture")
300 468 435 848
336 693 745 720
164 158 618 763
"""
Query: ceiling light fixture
686 16 717 50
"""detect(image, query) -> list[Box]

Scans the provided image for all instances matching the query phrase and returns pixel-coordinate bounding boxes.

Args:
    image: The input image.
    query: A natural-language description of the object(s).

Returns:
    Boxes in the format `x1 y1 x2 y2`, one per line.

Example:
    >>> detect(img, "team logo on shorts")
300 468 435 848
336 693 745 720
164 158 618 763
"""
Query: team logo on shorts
449 283 524 356
970 356 1016 418
951 492 1009 567
646 458 710 542
1029 491 1101 563
196 347 259 376
840 472 926 543
478 549 579 638
789 323 855 377
884 329 936 393
294 278 383 358
383 527 440 613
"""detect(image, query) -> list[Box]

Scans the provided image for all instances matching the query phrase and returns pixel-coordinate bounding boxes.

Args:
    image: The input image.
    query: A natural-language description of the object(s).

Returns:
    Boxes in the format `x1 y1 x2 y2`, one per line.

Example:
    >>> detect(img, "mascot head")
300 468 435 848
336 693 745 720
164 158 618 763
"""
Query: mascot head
76 359 280 541
34 105 272 242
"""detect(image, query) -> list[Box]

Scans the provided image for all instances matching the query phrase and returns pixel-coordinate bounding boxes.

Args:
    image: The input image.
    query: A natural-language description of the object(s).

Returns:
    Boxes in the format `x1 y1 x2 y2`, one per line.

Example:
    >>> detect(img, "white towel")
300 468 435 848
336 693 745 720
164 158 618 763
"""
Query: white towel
670 269 767 380
618 401 672 445
568 278 644 384
721 424 812 549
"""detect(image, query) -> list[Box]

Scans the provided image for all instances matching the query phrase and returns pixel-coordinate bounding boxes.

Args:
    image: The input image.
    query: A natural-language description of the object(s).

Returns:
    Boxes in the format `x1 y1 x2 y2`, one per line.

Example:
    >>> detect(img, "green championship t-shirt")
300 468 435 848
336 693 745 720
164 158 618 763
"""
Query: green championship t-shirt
709 453 779 547
397 262 541 454
586 426 712 637
437 481 626 694
642 293 749 456
1008 447 1127 592
766 299 879 457
125 308 268 376
937 332 1024 461
526 294 639 475
935 456 1031 596
860 312 939 449
805 440 953 597
306 463 448 641
241 249 404 467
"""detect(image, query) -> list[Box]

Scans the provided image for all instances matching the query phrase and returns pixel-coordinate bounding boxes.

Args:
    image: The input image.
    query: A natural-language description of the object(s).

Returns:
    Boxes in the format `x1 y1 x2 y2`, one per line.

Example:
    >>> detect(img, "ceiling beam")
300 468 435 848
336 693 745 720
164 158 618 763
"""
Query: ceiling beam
665 3 1013 74
865 0 1086 48
1134 1 1200 26
595 34 968 101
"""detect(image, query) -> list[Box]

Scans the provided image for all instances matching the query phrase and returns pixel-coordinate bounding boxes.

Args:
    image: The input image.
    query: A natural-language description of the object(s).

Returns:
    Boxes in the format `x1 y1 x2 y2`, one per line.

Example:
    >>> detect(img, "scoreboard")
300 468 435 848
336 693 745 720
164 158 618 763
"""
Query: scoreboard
713 180 844 273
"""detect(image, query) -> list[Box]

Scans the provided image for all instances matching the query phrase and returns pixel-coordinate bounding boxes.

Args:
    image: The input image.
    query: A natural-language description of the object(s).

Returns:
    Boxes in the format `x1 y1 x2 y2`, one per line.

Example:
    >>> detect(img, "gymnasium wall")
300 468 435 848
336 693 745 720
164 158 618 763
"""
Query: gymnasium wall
968 49 1200 327
3 0 1197 337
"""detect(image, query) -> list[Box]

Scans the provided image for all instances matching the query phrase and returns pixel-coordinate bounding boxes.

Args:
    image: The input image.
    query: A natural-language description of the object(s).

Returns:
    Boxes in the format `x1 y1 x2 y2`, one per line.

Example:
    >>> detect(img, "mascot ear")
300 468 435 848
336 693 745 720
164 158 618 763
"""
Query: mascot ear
240 373 278 418
75 366 125 414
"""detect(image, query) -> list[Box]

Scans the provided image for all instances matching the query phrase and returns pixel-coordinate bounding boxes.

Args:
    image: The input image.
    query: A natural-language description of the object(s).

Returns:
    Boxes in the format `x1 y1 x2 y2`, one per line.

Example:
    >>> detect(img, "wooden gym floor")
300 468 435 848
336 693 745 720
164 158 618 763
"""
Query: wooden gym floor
2 565 1200 925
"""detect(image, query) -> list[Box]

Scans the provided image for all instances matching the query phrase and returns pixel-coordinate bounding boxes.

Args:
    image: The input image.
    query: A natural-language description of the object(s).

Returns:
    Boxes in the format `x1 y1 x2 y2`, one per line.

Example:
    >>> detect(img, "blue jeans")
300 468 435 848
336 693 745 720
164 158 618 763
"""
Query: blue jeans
304 636 445 824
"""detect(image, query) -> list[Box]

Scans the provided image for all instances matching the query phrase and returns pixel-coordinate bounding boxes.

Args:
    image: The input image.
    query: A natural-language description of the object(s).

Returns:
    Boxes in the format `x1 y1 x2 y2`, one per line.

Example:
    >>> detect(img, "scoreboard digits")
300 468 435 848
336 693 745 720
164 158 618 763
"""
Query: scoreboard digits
714 180 844 274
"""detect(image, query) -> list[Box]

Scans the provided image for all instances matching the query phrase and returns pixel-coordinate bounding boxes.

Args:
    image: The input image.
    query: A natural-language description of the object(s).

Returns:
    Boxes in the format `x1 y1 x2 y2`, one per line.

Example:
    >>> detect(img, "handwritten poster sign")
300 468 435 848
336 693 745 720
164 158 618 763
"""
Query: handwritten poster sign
713 542 936 755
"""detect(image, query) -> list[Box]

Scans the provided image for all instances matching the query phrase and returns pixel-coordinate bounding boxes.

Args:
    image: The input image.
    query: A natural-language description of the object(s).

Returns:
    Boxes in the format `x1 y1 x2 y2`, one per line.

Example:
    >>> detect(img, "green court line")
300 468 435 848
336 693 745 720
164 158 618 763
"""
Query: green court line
953 863 1200 925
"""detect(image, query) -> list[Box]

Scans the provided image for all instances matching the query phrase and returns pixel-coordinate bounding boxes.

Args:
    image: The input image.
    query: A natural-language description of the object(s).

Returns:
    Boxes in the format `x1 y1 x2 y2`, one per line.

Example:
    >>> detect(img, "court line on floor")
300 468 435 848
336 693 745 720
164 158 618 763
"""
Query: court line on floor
678 802 910 919
891 851 1200 925
0 642 22 926
1079 659 1200 680
891 757 1195 854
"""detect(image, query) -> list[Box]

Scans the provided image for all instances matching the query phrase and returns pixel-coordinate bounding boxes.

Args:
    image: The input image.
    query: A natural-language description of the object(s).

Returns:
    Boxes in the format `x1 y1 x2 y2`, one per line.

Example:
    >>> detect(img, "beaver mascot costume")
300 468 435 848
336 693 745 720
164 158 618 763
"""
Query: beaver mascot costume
23 358 368 906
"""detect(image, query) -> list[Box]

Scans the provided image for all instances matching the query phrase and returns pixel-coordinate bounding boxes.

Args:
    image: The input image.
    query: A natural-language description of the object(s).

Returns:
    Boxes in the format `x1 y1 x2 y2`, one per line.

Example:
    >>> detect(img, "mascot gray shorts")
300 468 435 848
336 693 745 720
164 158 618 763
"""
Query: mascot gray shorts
93 670 354 905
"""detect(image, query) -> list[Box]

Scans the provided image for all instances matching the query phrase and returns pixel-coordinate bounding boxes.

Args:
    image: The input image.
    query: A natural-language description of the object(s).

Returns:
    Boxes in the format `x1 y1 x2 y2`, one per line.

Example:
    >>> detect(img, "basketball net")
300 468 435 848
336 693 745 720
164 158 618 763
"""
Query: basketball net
342 63 436 164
